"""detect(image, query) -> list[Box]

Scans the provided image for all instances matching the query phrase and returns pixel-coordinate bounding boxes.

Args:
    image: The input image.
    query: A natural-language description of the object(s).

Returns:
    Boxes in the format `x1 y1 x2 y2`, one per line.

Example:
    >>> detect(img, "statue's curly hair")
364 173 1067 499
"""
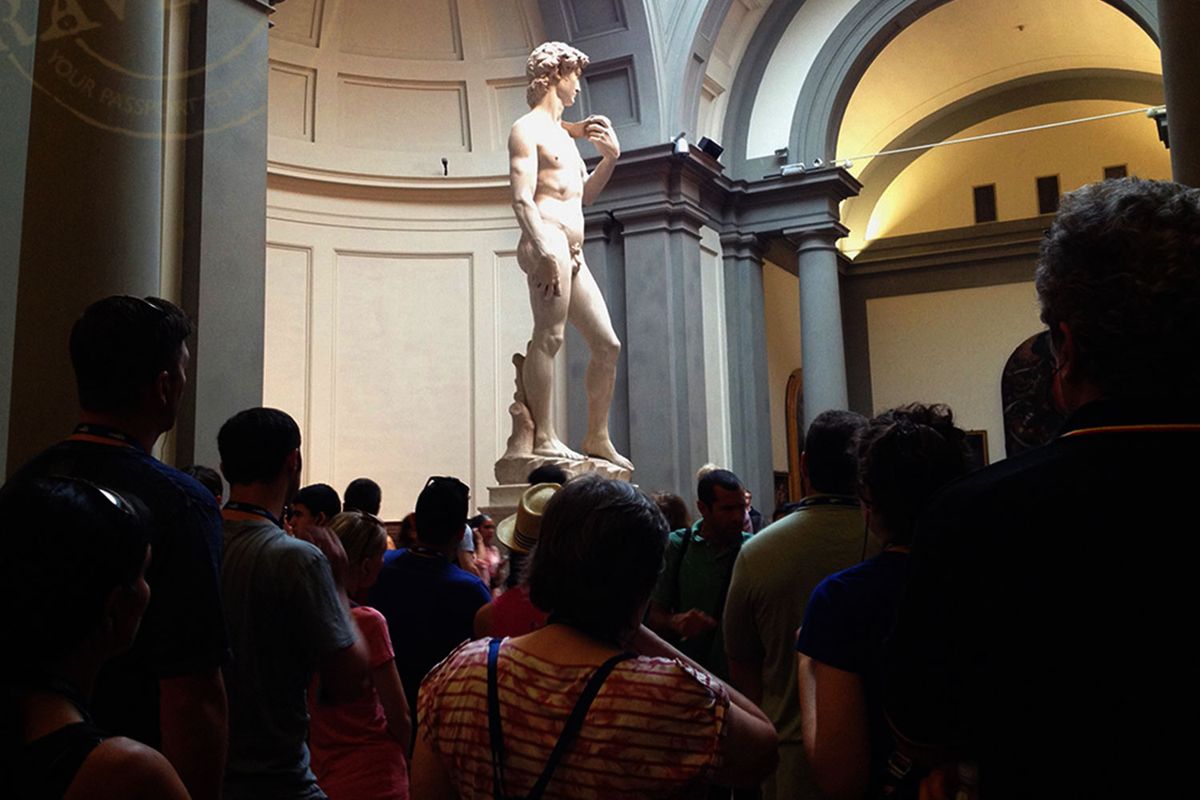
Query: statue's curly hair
526 42 589 107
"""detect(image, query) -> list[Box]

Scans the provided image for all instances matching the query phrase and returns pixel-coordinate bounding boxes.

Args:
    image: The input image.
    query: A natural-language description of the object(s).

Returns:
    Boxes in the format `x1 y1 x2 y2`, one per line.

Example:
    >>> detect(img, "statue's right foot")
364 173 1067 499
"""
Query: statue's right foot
532 438 585 462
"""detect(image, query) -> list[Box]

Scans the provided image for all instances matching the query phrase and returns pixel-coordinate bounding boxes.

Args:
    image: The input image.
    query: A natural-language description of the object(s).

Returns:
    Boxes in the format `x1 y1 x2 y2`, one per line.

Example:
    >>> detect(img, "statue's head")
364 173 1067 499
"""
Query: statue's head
526 42 590 107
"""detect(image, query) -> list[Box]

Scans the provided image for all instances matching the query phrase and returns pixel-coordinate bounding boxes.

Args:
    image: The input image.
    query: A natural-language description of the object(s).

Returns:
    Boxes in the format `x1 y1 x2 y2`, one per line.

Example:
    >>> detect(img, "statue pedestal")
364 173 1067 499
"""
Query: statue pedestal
487 453 632 521
492 350 633 521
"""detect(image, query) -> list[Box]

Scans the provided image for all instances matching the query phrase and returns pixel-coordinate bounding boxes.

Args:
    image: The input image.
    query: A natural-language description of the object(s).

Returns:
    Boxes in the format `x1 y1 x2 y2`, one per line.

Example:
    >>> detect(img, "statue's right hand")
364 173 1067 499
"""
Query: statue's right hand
533 252 562 299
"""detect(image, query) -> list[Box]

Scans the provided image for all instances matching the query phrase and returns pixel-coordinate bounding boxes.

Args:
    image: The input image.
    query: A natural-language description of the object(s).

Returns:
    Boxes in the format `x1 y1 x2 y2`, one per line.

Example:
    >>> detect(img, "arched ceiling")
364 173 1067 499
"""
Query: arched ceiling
719 0 1160 174
860 99 1171 248
833 0 1163 254
837 0 1161 166
267 0 545 186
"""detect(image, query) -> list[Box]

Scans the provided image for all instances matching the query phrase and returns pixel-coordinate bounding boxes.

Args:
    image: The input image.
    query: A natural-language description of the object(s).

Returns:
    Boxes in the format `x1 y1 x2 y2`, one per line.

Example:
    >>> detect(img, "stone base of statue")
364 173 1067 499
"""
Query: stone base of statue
488 353 632 517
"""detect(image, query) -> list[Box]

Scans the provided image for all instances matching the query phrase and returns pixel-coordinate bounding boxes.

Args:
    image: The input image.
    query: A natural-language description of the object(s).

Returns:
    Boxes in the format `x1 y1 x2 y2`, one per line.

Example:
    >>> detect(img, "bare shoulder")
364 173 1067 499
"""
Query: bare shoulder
509 112 542 154
510 110 546 138
66 737 189 800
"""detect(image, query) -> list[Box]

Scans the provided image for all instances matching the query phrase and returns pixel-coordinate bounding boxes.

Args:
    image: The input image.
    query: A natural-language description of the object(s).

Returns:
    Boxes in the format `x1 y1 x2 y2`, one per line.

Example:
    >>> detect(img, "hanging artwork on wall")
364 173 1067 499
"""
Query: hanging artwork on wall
1002 330 1066 456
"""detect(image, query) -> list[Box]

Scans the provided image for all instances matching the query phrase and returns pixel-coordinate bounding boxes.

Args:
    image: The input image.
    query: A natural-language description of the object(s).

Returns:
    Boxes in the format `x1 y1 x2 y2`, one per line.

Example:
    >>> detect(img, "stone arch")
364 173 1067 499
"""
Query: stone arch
841 68 1164 244
790 0 1160 164
719 0 1160 176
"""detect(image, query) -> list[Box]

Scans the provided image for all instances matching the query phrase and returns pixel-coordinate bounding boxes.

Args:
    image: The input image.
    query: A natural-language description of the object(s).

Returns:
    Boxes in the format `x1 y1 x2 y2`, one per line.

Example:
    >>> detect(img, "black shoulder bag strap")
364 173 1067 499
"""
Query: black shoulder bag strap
488 637 634 800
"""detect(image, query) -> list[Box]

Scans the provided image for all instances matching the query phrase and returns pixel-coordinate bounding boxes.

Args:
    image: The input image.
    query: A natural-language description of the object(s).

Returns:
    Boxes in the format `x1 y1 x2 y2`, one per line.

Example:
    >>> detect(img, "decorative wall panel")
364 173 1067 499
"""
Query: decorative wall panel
337 75 470 151
481 0 536 58
264 245 312 443
581 59 638 126
340 0 463 60
332 252 474 516
488 78 529 149
561 0 627 40
491 252 536 452
272 0 324 47
268 61 317 142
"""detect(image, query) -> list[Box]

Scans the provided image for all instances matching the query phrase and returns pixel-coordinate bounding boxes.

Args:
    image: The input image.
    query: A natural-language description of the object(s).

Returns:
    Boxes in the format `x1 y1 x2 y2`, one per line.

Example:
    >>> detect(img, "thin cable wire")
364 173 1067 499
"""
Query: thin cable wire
836 105 1163 165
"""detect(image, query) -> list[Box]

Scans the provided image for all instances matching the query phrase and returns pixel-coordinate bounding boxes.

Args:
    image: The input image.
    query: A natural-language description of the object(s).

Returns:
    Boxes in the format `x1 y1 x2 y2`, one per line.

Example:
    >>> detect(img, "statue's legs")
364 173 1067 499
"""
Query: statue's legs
569 259 633 471
519 232 583 461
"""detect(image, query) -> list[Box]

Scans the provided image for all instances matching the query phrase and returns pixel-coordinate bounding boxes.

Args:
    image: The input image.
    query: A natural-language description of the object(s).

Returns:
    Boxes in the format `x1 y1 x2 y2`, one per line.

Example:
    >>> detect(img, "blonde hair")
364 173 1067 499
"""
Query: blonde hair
329 511 387 569
526 41 589 107
694 462 722 484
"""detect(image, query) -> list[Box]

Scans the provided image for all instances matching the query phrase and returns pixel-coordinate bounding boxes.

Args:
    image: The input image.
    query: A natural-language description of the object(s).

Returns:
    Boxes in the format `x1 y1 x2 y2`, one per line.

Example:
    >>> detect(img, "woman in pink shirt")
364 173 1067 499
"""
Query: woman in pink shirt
309 511 412 800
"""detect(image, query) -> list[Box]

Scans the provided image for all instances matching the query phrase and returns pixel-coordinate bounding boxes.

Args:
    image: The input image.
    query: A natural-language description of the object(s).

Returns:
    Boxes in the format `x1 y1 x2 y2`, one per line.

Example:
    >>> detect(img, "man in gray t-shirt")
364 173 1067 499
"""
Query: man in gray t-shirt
217 408 370 799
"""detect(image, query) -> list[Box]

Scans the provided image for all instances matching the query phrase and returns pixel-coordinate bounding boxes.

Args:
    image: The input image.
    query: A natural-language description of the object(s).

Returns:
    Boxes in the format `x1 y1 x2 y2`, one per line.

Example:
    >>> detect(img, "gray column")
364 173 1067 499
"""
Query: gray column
570 209 630 456
173 0 273 470
7 0 166 473
720 232 773 516
0 0 39 476
1158 0 1200 186
787 224 850 429
620 205 710 500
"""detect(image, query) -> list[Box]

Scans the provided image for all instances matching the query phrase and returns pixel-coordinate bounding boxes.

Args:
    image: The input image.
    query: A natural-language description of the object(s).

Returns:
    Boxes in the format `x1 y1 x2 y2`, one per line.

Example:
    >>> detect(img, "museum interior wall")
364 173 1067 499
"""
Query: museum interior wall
264 0 740 516
0 0 1184 507
262 0 1171 513
735 0 1168 473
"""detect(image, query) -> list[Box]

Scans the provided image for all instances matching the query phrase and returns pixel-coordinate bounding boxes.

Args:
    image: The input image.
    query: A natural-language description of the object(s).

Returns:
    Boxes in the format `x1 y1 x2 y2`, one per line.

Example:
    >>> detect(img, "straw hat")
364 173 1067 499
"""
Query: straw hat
496 482 560 554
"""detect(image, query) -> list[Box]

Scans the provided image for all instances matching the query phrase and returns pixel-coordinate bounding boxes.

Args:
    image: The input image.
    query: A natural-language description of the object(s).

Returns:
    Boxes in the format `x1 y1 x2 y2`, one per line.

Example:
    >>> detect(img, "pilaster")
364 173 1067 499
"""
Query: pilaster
719 231 773 512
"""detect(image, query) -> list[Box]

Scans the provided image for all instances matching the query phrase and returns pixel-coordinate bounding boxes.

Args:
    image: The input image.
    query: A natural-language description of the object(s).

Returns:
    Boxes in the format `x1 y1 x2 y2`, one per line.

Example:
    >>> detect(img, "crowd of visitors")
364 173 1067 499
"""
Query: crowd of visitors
1 175 1196 800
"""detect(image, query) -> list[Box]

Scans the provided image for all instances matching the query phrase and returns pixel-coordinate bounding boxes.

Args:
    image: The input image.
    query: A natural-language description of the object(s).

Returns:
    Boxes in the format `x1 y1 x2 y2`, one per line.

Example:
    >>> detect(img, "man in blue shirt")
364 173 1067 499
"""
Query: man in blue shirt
7 295 228 800
369 475 492 718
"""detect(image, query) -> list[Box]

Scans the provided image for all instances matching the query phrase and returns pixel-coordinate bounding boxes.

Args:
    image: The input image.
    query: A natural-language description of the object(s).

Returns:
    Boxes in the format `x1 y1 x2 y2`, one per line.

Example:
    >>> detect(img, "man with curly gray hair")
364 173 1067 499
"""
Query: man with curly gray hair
508 42 632 472
885 178 1200 799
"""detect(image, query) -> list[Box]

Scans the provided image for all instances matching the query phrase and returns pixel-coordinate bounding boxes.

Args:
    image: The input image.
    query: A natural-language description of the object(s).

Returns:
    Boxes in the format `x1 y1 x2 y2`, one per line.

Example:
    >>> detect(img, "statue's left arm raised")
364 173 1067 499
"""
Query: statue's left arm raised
563 115 621 206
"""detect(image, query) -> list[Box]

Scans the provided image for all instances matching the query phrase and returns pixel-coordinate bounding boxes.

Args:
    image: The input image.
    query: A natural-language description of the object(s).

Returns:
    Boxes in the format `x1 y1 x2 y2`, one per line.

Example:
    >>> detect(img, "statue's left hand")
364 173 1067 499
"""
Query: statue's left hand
586 116 620 160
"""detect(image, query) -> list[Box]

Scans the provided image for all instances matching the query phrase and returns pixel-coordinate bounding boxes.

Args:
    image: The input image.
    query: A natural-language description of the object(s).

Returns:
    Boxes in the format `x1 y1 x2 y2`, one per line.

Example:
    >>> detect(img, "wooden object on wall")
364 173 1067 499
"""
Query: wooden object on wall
785 368 804 502
1001 330 1064 456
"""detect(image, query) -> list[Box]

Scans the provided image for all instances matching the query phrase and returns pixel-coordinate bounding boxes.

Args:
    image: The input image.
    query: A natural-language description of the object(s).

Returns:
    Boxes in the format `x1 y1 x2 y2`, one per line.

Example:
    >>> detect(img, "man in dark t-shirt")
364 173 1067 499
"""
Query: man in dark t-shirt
5 296 228 800
368 475 491 717
886 179 1200 798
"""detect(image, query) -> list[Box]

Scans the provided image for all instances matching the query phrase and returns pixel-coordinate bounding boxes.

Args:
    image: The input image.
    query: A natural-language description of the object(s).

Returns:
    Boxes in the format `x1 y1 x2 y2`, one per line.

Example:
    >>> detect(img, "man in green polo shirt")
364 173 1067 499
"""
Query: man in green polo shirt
647 468 751 680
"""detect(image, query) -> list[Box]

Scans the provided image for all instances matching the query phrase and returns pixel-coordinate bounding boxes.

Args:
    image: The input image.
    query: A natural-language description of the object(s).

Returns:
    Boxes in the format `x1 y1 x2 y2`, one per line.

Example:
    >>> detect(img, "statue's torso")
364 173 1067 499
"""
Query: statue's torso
524 114 586 243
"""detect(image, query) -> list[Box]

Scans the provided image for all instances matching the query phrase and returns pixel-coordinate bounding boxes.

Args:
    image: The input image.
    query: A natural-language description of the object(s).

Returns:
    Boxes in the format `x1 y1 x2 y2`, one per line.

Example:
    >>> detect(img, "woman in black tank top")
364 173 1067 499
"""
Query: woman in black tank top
0 478 188 799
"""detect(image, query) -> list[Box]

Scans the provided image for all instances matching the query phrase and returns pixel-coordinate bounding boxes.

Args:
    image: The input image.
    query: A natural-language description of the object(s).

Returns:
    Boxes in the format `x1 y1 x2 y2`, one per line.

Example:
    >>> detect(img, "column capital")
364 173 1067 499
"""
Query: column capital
585 143 724 237
243 0 279 14
719 230 764 263
583 208 620 243
616 199 707 238
784 219 850 251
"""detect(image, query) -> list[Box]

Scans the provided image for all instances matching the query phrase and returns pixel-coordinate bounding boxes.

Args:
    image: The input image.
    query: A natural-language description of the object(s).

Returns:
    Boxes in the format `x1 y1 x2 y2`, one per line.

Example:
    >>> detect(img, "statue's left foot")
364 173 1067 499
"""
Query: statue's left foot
582 436 634 472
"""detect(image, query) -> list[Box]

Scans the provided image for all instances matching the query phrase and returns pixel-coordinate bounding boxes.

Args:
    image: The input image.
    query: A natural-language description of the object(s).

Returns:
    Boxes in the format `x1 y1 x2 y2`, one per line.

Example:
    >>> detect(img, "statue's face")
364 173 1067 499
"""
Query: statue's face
555 69 581 107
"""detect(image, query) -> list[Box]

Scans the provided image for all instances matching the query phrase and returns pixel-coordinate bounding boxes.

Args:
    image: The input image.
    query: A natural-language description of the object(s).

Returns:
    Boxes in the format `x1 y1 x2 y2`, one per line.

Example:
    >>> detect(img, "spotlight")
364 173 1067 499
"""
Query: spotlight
672 132 689 156
697 136 724 160
780 162 806 176
1147 106 1168 149
812 158 824 168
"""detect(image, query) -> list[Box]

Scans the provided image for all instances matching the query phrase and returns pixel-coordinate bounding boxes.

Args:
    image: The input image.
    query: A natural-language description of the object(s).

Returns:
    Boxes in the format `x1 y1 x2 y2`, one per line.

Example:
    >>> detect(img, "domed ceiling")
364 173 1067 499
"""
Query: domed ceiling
268 0 545 185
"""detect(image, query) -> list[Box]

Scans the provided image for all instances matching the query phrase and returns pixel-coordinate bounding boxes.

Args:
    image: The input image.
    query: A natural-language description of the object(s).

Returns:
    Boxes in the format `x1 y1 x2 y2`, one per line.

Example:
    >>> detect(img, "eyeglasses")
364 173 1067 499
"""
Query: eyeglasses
118 295 168 318
55 476 139 521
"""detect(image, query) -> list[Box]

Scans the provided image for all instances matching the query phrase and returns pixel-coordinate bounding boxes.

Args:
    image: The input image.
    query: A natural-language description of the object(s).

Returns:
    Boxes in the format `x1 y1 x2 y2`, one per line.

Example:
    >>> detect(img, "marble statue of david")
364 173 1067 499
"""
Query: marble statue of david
508 42 632 472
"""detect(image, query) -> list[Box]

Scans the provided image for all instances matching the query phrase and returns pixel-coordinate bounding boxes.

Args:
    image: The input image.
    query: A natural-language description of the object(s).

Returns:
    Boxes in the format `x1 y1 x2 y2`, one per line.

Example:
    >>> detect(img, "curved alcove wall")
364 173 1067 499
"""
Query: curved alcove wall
268 0 545 184
264 0 558 518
